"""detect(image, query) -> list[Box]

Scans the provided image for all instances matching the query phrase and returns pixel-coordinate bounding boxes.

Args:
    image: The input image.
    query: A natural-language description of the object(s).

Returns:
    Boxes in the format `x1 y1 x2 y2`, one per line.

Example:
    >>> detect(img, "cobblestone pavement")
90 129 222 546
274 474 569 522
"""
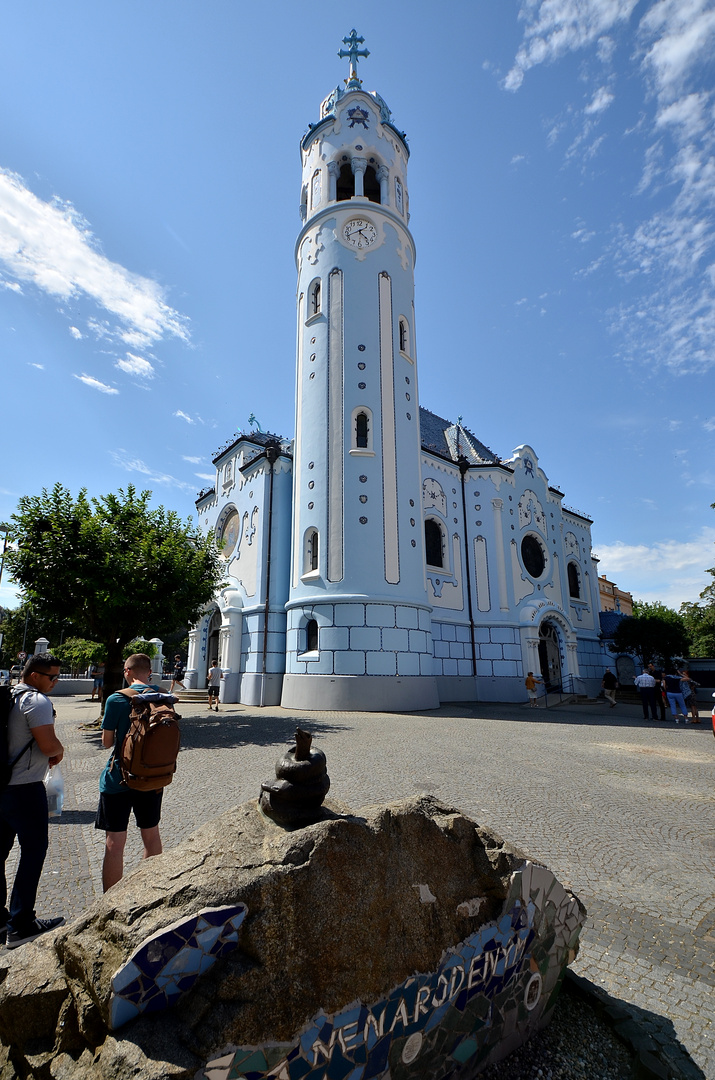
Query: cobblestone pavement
8 693 713 1076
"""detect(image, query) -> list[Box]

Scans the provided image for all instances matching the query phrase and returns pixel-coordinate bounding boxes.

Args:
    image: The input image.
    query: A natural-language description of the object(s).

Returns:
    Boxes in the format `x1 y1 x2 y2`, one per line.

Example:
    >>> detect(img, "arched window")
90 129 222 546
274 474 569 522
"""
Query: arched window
306 619 319 652
350 406 374 454
363 165 381 204
521 534 546 578
309 280 321 317
425 519 444 568
567 562 581 599
303 529 319 576
355 412 368 448
336 163 354 201
399 317 410 355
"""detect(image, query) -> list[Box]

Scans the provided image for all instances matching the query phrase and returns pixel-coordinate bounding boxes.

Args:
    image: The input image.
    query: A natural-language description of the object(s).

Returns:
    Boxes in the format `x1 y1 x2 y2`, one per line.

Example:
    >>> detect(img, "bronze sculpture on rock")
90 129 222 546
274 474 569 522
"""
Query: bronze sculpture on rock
259 728 330 825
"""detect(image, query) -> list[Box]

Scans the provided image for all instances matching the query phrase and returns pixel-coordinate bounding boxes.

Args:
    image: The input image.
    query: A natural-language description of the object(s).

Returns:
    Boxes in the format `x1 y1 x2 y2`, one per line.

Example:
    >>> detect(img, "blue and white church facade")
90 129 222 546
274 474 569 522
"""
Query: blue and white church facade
186 35 608 710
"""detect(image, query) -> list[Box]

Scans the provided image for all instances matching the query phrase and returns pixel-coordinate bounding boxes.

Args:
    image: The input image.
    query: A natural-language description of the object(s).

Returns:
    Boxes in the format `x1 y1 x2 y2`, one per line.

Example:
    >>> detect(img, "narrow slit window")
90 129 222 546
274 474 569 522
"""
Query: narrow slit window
306 619 319 652
309 530 319 572
310 281 321 316
355 412 369 448
425 520 443 568
336 163 354 201
567 562 581 599
399 317 409 354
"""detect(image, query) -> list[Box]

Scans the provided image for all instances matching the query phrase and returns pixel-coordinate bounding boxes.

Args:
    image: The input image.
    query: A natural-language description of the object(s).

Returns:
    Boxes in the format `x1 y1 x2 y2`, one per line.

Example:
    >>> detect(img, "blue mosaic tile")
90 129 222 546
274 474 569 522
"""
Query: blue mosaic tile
110 904 247 1030
200 864 585 1080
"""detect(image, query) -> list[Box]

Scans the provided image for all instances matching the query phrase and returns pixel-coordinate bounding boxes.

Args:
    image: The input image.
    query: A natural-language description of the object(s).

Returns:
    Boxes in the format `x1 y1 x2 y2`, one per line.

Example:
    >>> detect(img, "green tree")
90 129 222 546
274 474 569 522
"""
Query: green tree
54 637 105 676
3 484 223 700
609 600 691 669
680 584 715 658
0 602 77 666
122 639 157 662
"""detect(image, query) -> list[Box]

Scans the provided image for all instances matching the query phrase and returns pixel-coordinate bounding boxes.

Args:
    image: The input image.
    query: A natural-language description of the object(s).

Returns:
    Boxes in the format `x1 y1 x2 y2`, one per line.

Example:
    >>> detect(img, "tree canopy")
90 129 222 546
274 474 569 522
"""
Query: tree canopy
3 484 223 697
609 600 691 669
678 499 715 658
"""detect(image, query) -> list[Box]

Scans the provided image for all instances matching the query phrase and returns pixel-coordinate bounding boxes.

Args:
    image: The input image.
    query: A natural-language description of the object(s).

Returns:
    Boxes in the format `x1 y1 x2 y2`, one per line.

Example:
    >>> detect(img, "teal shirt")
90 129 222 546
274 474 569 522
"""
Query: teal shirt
99 683 161 794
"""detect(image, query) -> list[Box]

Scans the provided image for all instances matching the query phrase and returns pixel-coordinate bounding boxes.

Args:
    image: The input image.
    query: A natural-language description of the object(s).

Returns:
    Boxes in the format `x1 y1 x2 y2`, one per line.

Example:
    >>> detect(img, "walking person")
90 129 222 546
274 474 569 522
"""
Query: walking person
90 661 105 703
679 670 700 723
207 659 222 712
95 653 165 891
662 671 691 723
169 655 185 694
648 664 667 721
634 669 659 720
0 653 66 949
524 672 543 708
601 668 618 708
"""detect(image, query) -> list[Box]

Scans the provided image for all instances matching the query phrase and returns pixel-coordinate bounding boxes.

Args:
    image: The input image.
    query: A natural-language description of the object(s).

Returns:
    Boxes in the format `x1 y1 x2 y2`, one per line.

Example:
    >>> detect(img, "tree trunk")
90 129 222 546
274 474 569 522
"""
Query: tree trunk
103 639 126 708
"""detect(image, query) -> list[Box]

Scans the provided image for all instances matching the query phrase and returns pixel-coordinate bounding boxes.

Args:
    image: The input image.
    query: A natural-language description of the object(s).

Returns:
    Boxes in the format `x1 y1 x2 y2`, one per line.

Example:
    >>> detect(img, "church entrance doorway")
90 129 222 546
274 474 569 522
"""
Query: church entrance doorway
538 621 562 691
207 608 222 667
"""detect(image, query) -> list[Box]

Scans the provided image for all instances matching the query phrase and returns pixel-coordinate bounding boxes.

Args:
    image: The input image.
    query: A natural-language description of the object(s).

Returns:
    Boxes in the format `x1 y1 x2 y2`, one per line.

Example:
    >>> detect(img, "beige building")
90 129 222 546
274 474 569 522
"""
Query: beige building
598 575 633 616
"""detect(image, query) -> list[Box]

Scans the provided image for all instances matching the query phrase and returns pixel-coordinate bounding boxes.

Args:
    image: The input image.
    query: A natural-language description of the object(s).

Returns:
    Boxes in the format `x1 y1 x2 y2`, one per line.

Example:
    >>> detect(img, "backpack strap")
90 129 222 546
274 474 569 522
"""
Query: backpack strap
8 690 36 774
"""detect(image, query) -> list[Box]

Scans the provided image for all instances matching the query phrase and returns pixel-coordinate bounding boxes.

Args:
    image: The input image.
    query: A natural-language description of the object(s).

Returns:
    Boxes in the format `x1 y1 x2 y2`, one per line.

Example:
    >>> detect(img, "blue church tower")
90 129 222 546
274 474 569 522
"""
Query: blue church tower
280 33 440 711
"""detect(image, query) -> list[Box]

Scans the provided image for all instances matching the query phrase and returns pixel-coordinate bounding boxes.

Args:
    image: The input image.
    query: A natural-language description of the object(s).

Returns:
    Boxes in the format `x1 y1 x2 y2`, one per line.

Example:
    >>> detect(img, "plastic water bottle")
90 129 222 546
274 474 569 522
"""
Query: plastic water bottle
45 766 65 818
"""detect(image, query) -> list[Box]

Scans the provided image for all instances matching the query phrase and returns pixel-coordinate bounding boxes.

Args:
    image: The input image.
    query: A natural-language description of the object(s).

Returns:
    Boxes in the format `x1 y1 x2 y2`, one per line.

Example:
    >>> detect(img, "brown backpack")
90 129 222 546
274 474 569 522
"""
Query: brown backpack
117 689 181 791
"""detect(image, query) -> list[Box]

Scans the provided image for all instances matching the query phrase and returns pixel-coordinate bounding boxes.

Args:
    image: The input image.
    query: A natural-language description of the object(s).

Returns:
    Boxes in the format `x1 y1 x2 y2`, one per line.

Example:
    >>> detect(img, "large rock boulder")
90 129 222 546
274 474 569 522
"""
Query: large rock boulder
0 796 584 1079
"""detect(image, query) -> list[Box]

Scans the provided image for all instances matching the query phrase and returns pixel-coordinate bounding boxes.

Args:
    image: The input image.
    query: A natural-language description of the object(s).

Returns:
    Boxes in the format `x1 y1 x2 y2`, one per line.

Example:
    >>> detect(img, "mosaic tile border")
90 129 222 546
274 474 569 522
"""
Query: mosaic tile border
200 862 583 1080
110 904 248 1030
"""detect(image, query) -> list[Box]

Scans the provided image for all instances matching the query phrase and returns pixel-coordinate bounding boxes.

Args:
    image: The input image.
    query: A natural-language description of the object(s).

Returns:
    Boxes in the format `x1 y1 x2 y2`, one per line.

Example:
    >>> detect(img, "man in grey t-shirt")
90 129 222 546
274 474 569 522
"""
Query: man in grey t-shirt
0 652 66 949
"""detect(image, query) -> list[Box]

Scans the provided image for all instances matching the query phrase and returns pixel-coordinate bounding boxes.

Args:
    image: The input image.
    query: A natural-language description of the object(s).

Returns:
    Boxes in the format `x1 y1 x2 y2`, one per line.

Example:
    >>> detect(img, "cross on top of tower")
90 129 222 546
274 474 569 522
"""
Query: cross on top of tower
338 29 369 88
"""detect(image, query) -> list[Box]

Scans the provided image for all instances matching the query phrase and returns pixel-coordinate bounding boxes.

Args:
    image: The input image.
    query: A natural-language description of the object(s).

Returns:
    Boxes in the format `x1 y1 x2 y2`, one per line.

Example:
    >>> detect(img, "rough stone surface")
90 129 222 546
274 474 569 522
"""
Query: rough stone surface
0 795 581 1079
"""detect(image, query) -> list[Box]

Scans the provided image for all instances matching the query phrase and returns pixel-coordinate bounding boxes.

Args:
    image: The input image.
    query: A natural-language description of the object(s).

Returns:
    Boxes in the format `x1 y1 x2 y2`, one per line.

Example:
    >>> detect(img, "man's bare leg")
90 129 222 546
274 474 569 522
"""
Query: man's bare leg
102 831 127 892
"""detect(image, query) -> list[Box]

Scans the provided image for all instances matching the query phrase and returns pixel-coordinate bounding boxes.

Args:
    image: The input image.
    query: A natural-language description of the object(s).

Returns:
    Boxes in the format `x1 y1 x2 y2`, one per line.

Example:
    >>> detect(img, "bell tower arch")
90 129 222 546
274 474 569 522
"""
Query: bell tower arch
282 33 439 712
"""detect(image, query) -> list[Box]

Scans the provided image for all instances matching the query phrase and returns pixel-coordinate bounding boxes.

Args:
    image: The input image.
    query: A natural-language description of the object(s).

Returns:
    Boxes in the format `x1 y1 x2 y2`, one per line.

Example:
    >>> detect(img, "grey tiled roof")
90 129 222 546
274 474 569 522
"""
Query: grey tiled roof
599 611 627 638
419 408 500 465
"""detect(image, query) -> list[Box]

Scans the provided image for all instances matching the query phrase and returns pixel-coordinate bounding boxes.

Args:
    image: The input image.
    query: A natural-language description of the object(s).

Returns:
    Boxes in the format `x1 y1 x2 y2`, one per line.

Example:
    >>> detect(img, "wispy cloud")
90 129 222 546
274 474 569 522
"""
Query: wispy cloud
115 352 155 378
73 373 119 395
110 450 196 492
69 325 83 340
596 526 715 607
182 455 203 464
508 0 715 376
28 362 44 370
0 168 190 349
174 409 199 424
195 472 215 481
505 1 639 91
585 85 615 114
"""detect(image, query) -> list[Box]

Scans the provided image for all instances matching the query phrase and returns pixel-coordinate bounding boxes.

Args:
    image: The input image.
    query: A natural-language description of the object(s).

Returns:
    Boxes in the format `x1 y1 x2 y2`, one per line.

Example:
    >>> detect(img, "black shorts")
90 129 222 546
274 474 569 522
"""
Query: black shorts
95 788 163 833
208 685 219 698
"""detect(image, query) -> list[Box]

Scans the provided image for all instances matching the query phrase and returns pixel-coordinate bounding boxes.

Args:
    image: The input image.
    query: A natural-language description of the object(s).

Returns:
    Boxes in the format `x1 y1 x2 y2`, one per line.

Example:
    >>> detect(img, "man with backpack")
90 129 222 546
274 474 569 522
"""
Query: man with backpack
95 653 168 891
0 653 65 949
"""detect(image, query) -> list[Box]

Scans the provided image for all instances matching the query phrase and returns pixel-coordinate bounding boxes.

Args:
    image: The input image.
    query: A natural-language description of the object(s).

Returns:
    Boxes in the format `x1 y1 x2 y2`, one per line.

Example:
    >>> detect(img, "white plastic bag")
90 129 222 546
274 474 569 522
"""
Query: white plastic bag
44 766 65 819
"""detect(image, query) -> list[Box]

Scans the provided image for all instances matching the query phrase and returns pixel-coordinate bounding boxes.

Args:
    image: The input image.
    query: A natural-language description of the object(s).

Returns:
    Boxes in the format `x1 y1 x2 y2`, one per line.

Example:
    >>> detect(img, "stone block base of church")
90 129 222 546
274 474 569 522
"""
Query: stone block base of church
236 672 284 707
281 673 440 712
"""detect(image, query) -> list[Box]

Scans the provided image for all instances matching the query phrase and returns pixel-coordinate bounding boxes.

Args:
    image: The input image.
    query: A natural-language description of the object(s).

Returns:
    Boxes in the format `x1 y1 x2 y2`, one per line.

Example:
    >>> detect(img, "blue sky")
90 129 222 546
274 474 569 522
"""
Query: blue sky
2 0 714 613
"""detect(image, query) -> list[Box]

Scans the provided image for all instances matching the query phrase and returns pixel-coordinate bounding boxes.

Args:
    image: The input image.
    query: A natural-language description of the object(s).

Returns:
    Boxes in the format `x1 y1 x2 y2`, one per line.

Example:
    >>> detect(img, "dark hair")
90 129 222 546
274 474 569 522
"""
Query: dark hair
23 652 61 679
125 653 152 673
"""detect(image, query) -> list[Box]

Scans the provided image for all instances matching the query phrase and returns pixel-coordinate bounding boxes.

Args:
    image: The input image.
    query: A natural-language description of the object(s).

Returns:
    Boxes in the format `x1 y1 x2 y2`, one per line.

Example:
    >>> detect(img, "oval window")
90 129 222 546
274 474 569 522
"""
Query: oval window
521 534 545 578
220 510 240 559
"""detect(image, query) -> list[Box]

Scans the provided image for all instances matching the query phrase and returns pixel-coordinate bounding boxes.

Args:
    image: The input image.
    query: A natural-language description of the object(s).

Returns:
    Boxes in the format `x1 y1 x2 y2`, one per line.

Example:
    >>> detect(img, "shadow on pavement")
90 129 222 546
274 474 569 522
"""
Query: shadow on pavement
179 711 351 751
50 810 97 825
567 972 707 1080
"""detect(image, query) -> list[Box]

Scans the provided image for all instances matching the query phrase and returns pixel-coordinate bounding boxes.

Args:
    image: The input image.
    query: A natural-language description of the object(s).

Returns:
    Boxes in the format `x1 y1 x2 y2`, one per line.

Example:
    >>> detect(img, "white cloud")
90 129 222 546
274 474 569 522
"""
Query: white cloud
0 168 190 348
585 85 615 113
0 279 22 293
69 325 83 340
703 417 715 431
174 410 196 424
110 450 196 492
595 526 715 607
195 472 215 481
505 0 639 90
182 455 202 464
511 154 526 164
73 373 119 395
115 352 155 378
640 0 715 101
28 362 44 370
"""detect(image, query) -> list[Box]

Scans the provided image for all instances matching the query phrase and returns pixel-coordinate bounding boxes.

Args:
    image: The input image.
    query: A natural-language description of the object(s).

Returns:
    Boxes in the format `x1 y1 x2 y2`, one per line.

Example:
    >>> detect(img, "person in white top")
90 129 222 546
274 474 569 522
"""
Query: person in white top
633 670 659 720
207 660 223 712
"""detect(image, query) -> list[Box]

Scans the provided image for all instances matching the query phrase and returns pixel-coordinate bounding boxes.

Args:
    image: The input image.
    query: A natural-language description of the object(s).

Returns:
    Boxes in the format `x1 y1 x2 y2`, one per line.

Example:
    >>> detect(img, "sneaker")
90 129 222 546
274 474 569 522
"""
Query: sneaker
6 916 65 950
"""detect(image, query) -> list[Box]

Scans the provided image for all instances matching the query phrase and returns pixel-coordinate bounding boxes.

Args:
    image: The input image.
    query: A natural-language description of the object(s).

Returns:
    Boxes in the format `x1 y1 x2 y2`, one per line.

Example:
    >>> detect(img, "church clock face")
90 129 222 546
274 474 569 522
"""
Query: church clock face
342 218 377 249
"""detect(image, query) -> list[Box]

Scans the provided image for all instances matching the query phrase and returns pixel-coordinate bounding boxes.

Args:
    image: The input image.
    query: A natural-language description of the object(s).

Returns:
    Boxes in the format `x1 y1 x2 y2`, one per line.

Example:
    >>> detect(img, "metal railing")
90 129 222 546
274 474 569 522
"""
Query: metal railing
538 672 585 709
